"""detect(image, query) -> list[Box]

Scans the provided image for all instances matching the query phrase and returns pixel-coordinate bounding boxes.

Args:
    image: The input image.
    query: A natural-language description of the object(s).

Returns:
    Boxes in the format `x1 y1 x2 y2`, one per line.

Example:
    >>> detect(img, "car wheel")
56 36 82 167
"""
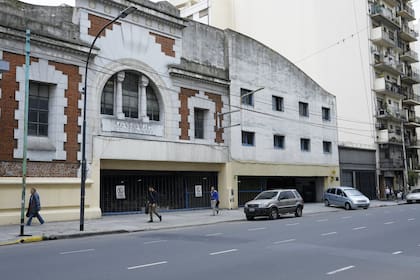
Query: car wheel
295 206 303 217
324 199 330 207
268 207 278 220
345 202 352 210
407 200 412 204
246 215 254 221
363 207 369 210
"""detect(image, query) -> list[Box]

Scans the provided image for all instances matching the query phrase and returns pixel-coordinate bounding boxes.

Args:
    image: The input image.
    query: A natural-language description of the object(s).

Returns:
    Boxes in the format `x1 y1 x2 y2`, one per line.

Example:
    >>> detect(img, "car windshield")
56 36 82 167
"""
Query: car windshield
411 189 420 193
255 191 278 200
344 189 363 196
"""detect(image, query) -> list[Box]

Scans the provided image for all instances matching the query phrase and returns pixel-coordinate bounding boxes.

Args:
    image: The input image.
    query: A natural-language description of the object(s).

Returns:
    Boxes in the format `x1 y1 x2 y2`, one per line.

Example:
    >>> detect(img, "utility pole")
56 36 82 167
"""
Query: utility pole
19 29 31 236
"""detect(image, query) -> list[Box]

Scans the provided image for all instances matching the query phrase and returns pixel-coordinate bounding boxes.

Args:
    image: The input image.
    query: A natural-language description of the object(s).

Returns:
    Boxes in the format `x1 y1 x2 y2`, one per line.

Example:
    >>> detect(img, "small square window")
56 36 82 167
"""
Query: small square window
272 96 284 112
273 135 285 149
322 107 331 121
242 131 255 146
323 141 332 153
300 138 310 152
241 88 254 106
299 102 309 117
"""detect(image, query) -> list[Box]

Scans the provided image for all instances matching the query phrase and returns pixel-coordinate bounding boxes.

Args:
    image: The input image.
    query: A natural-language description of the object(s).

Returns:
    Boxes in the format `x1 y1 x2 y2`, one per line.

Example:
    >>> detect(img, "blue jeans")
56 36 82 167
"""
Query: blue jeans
26 212 44 226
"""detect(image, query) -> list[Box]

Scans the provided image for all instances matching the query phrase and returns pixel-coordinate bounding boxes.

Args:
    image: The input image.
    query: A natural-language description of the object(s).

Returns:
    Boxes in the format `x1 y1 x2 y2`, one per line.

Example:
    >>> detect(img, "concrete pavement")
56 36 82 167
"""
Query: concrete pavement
0 200 404 245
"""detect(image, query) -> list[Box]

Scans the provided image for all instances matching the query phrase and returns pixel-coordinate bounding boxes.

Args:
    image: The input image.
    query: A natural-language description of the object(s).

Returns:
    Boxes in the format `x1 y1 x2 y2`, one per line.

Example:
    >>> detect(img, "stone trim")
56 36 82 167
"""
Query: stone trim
49 61 81 163
205 92 224 143
88 13 121 38
149 32 176 57
179 87 197 140
0 161 78 177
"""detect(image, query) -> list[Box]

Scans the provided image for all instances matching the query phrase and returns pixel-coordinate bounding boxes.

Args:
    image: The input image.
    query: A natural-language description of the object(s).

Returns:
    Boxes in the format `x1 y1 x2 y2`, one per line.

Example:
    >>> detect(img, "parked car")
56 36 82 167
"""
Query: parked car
324 186 370 210
244 189 304 220
406 188 420 204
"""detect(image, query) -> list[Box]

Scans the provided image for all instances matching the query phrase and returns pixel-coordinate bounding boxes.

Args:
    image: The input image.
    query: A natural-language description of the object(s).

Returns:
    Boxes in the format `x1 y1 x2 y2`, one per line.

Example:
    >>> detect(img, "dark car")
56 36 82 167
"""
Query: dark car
244 189 304 220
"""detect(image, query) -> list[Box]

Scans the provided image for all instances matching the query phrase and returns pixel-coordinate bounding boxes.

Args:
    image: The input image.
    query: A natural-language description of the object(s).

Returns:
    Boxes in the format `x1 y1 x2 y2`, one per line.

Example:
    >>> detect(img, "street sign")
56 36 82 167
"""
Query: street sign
195 185 203 197
116 185 126 199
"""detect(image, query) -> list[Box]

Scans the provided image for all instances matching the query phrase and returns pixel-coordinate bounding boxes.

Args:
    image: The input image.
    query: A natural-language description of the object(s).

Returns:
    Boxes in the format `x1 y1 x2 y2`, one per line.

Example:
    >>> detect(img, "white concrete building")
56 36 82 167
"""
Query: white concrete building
169 0 420 197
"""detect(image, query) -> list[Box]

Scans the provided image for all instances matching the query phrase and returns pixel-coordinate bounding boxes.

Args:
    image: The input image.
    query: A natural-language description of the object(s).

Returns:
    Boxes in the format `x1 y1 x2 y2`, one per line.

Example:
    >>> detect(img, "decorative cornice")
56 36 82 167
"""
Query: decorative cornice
169 66 230 88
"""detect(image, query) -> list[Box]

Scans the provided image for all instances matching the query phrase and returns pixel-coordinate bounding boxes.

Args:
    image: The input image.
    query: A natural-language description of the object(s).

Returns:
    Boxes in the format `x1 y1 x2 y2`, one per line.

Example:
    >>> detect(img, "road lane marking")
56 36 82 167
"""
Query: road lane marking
341 216 352 219
316 219 328 222
352 226 367 231
205 233 223 237
60 249 95 255
321 232 337 236
286 223 300 226
274 239 296 244
127 261 167 270
209 249 238 256
392 251 403 255
326 265 355 275
408 218 416 221
247 227 265 231
143 240 168 245
384 221 395 225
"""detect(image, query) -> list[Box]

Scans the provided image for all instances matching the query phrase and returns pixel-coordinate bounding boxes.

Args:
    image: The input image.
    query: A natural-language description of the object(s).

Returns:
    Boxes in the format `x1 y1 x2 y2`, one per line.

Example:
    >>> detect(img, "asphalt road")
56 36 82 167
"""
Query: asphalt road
1 204 420 280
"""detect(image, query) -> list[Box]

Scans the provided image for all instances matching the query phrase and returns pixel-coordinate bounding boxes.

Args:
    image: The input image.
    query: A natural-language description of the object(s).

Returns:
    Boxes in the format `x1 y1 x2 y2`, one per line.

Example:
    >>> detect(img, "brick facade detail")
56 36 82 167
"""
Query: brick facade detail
150 32 176 57
88 14 121 38
49 62 81 163
0 52 24 160
0 161 78 177
179 88 198 140
205 93 224 144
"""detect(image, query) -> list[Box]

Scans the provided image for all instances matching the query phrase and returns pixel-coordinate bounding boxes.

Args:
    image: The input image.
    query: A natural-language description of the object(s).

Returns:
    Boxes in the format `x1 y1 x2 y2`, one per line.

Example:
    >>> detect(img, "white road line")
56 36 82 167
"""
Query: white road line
205 233 223 237
341 216 352 219
392 251 403 255
209 249 238 256
321 232 337 236
352 226 367 231
384 221 395 225
60 249 95 255
408 218 416 221
286 223 300 226
316 219 328 222
247 227 266 231
274 239 296 244
143 240 168 245
127 261 168 270
326 265 355 275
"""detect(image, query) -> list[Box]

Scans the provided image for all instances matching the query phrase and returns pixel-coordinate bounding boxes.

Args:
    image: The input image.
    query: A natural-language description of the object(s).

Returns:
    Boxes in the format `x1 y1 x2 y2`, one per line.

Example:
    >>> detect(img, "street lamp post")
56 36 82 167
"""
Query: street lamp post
80 6 137 231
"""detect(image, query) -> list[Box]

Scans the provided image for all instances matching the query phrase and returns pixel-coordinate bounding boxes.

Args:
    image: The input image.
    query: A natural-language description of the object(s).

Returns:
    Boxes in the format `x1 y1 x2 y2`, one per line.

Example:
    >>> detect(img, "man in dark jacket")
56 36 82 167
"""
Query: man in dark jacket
26 188 45 226
147 186 162 223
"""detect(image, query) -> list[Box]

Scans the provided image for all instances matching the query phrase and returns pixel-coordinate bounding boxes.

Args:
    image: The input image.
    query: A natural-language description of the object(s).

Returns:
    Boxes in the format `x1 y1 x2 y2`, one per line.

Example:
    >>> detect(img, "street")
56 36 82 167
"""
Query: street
1 204 419 280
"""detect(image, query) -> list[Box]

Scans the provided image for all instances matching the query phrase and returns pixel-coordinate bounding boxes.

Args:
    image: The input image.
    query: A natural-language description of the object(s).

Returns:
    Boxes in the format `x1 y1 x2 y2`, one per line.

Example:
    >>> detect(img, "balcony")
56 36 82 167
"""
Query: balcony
377 108 404 121
397 4 416 21
374 78 402 98
400 25 418 42
371 27 397 47
377 129 403 145
402 91 420 106
382 0 398 7
379 159 404 170
370 3 401 28
401 67 420 84
405 113 420 127
373 53 403 75
400 50 419 63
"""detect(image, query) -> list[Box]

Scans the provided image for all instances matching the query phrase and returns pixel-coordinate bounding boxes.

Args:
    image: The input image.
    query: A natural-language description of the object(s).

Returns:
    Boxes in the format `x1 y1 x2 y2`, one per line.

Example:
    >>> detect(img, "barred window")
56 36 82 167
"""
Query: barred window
147 87 160 121
101 77 115 115
122 72 139 118
28 82 49 136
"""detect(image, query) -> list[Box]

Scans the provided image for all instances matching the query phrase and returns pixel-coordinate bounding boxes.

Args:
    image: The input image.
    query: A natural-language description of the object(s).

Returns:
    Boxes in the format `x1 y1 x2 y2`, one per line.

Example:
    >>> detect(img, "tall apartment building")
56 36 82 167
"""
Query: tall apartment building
169 0 420 196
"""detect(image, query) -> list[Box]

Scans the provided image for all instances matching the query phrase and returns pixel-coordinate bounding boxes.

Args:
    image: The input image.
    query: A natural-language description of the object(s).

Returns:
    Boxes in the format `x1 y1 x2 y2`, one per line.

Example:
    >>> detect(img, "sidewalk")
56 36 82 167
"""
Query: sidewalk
0 200 404 246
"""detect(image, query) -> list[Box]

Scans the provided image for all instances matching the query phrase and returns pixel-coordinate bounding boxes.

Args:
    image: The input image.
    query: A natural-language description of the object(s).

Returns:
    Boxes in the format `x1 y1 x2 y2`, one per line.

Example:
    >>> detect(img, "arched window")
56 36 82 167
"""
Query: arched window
122 72 138 118
147 86 160 121
101 76 115 115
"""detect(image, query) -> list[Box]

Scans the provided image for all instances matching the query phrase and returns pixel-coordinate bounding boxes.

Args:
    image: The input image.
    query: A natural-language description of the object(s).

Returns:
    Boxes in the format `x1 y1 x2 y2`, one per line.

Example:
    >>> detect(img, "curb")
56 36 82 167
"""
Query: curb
0 235 45 247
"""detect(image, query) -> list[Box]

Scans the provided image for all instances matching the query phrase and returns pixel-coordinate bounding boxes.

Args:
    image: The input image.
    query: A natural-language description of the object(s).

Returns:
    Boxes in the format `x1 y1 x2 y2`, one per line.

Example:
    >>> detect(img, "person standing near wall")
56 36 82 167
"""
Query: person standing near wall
26 187 45 226
147 186 162 223
210 186 219 216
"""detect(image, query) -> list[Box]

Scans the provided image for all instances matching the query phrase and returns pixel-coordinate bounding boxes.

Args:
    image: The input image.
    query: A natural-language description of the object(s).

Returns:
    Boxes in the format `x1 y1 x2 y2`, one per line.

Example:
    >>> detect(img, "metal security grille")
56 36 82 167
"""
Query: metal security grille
100 170 218 213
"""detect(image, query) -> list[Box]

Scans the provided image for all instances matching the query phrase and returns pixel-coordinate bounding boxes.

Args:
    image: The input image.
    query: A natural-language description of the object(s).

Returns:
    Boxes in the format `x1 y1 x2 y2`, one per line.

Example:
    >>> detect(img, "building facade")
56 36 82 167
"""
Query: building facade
0 0 338 225
170 0 420 197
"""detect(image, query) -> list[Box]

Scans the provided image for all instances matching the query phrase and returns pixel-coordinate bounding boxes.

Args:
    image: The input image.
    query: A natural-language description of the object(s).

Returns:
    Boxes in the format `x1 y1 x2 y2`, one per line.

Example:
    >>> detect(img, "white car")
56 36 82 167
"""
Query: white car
406 189 420 204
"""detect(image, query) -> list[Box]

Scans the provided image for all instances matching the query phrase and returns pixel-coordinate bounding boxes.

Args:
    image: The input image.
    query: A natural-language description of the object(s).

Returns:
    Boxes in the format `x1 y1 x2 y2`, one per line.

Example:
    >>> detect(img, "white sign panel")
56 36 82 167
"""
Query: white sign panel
116 185 126 199
195 185 203 197
102 118 164 136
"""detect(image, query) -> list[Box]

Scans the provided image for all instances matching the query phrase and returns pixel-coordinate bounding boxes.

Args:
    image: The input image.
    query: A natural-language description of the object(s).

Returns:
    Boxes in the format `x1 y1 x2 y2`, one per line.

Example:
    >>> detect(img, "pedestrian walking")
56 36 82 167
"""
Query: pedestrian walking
26 187 45 226
147 186 162 223
385 186 390 200
210 186 219 216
